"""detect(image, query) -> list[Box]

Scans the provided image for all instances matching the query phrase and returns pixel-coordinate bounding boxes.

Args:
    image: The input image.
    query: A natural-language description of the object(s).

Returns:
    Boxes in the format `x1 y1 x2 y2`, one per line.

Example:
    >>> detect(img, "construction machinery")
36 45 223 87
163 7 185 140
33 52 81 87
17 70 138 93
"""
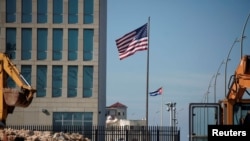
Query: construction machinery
189 55 250 141
0 53 36 126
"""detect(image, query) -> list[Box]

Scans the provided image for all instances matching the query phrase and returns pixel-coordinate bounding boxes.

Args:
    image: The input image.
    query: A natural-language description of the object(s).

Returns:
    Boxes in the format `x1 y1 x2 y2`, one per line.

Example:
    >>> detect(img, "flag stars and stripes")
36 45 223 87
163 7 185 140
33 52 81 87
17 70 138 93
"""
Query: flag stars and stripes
115 23 148 60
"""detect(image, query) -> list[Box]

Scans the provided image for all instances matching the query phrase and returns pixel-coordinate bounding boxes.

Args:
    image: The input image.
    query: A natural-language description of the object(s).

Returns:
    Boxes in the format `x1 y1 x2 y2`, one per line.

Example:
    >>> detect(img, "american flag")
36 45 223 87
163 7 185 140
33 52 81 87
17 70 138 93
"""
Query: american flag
115 23 148 60
149 87 163 96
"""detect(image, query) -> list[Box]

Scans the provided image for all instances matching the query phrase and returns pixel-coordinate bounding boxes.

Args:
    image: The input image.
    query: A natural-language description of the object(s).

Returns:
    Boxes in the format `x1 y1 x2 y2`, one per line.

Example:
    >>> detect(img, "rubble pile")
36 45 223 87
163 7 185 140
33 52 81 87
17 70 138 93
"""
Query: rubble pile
0 128 90 141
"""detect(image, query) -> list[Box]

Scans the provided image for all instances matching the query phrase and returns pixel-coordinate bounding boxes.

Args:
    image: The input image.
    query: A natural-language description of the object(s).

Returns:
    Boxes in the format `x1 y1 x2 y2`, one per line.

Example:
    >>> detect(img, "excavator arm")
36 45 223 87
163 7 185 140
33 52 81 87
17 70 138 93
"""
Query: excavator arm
0 53 36 125
222 55 250 124
227 55 250 100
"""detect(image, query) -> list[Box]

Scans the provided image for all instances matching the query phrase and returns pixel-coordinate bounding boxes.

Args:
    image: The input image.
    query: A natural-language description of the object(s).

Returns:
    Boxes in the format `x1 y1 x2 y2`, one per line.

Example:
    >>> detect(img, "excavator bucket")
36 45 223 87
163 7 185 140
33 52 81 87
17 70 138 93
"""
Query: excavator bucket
3 88 33 107
0 52 36 125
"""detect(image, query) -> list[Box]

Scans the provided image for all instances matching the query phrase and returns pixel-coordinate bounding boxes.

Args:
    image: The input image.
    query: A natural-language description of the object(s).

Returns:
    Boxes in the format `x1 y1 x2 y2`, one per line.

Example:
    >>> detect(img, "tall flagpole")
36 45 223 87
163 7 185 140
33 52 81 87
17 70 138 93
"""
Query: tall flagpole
161 90 163 126
160 89 163 141
146 17 150 126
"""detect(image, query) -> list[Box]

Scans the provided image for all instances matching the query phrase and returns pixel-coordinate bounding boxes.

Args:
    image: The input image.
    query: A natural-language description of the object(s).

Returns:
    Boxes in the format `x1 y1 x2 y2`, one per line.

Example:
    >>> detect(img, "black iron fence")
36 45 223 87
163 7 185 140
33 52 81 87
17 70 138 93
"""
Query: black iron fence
6 125 180 141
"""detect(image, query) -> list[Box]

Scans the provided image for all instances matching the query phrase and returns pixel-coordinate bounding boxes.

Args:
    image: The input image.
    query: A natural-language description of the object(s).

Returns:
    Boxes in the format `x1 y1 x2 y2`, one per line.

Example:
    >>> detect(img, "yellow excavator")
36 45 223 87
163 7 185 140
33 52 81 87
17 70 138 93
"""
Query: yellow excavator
220 55 250 125
189 55 250 141
0 53 36 126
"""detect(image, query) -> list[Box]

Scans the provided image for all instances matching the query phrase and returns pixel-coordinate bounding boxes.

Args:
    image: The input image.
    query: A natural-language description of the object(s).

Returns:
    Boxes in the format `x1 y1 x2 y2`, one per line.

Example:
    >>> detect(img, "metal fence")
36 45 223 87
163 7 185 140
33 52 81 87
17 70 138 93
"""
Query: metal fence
6 125 180 141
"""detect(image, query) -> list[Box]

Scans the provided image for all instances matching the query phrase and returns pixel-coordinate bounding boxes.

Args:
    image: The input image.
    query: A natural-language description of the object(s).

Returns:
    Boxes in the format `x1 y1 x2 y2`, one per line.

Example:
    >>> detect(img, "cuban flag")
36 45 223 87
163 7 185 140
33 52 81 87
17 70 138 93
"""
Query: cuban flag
149 87 163 96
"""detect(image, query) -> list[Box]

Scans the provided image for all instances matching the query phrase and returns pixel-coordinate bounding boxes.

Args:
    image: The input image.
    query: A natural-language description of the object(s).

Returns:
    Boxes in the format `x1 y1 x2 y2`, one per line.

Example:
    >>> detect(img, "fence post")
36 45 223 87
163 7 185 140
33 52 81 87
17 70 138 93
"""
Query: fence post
95 128 98 141
157 128 159 141
126 129 128 141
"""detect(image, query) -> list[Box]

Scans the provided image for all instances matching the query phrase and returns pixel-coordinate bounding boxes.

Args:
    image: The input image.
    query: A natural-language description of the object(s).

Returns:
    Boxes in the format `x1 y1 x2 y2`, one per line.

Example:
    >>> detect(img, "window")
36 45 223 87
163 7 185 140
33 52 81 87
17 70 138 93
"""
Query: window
84 0 93 24
53 0 63 23
53 112 93 126
68 29 78 60
37 29 48 60
67 66 78 97
22 0 32 23
36 65 47 97
83 66 93 97
21 28 32 60
68 0 78 24
7 78 16 88
83 29 93 61
6 28 16 59
53 29 63 60
37 0 48 23
52 66 62 97
53 112 93 139
21 65 32 85
6 0 16 23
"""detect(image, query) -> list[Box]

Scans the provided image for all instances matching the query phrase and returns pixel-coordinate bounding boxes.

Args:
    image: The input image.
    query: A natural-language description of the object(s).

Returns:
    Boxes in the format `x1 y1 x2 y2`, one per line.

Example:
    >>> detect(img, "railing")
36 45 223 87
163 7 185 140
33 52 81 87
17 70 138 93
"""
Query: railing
6 125 180 141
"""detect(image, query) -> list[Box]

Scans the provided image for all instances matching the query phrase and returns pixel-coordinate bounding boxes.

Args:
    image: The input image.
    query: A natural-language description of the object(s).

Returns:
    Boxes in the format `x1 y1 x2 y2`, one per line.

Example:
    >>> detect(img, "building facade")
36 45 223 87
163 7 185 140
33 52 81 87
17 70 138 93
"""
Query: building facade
0 0 107 126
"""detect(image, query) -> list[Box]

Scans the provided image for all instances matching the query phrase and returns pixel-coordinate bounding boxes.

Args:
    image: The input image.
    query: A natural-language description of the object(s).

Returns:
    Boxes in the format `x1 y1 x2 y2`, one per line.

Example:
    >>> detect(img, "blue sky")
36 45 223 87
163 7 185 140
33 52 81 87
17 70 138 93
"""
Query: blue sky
106 1 250 141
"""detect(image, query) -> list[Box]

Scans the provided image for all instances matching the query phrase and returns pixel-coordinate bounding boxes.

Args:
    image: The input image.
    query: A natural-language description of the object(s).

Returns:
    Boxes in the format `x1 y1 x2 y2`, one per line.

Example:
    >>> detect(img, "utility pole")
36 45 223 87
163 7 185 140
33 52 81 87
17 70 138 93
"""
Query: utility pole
166 102 176 126
166 102 177 141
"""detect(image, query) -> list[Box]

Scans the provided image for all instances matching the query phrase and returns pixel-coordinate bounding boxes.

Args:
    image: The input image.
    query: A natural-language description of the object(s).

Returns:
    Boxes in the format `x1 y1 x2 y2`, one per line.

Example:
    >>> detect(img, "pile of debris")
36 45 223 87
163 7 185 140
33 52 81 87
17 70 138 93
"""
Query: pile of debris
0 128 90 141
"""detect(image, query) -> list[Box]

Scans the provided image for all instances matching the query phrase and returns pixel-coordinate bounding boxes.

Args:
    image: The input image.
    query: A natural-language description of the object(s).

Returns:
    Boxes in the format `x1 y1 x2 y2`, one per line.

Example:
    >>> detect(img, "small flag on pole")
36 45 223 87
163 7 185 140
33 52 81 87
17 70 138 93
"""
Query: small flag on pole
115 23 148 60
149 87 163 96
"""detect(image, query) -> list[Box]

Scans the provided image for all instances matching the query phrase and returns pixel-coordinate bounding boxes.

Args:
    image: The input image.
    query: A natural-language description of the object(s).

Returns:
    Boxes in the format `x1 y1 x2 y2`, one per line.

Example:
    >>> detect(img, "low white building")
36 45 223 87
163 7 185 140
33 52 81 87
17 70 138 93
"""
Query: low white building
105 102 146 127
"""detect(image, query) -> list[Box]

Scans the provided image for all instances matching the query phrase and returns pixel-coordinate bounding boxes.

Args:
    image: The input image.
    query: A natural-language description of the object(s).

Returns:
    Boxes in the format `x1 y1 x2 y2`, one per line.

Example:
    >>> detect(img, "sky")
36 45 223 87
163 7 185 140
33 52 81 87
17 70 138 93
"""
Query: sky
106 1 250 141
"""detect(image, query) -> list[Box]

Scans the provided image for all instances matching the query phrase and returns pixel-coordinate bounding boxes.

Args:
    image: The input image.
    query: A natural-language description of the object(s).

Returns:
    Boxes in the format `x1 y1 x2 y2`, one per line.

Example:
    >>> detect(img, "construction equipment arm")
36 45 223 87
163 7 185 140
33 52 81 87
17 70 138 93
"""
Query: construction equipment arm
0 53 36 107
222 55 250 124
227 55 250 100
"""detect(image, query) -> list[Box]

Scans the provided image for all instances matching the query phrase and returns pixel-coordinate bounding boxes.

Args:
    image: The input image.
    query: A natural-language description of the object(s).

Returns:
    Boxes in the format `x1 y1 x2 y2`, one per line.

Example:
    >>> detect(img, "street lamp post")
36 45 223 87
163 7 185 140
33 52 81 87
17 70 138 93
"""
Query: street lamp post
166 102 176 127
204 75 215 103
224 38 239 97
166 102 176 141
214 61 224 103
240 13 250 59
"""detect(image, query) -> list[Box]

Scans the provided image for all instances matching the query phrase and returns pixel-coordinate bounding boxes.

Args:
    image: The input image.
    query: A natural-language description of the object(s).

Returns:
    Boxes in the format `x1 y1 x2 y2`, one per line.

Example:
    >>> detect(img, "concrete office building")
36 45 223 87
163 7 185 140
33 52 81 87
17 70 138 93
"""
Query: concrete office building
0 0 107 126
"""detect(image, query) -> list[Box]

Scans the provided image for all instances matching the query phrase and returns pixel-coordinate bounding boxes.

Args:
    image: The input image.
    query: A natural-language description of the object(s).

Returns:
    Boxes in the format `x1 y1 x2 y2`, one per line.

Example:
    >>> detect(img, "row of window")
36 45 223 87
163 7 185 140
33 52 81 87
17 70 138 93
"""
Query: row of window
53 112 93 126
106 111 126 116
8 65 93 98
53 112 93 138
6 28 94 61
6 0 94 24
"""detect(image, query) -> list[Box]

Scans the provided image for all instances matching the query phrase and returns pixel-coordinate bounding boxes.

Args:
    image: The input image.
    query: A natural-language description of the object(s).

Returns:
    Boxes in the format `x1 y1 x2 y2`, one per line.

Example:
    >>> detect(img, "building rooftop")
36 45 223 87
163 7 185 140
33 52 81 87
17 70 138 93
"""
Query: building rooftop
107 102 127 108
